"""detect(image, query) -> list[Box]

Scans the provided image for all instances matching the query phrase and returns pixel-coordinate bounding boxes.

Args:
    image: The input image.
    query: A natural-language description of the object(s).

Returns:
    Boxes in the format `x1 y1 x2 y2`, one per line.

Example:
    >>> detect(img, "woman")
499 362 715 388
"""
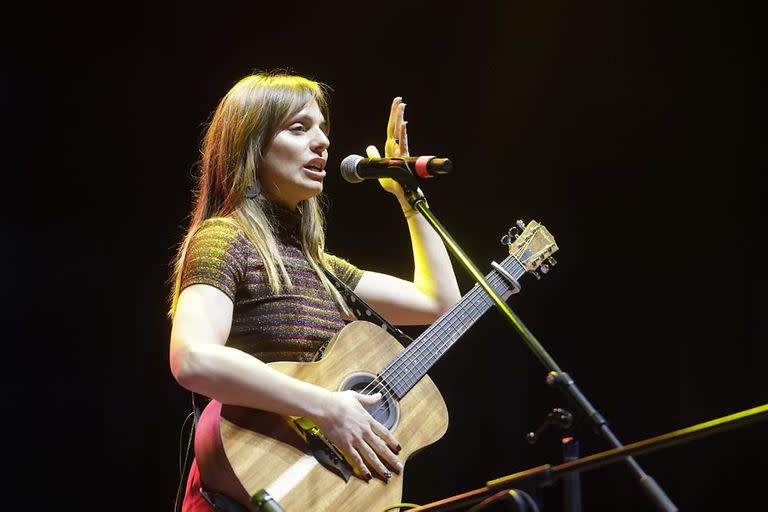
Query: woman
169 72 460 511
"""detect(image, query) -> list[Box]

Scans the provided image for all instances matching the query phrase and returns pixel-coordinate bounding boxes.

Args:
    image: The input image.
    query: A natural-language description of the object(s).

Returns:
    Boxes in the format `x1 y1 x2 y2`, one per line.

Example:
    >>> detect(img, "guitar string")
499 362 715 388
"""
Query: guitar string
385 267 510 395
360 241 533 423
362 227 547 419
379 275 495 394
366 246 529 406
381 237 533 392
364 263 518 423
360 232 540 422
360 284 493 423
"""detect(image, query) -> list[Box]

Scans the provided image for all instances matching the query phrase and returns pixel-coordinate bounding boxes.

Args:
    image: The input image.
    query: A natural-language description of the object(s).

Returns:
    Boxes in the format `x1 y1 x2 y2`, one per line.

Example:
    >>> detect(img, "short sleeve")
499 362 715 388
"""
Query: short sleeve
325 253 364 290
180 218 247 301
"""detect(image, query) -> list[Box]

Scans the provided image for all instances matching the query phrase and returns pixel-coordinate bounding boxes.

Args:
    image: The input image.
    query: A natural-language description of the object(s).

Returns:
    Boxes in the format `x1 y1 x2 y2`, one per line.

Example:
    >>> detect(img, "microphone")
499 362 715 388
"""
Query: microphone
340 154 453 184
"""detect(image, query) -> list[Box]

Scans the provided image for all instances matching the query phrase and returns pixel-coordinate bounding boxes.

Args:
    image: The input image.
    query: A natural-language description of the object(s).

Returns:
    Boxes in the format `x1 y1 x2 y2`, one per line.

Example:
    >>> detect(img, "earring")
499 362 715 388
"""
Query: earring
245 181 262 199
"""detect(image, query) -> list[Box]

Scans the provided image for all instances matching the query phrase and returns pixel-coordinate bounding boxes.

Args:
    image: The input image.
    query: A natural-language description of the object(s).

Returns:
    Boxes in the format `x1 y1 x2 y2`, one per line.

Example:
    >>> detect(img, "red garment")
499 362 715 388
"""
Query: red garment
182 459 212 512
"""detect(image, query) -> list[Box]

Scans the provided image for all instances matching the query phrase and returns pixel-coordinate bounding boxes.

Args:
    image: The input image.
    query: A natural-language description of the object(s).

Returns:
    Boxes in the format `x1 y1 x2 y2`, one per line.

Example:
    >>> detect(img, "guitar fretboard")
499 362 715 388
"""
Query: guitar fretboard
378 252 527 399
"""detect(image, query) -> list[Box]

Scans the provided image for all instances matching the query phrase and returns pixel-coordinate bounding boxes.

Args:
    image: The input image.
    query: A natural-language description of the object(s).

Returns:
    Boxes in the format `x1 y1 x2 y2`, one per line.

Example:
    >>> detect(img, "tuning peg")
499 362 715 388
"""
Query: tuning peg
547 256 557 267
502 226 521 246
529 270 541 280
540 263 550 274
516 220 526 231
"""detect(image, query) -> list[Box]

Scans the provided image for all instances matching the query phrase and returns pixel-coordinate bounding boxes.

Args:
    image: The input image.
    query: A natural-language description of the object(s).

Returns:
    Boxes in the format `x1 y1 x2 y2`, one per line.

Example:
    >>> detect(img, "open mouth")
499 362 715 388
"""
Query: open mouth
303 165 326 178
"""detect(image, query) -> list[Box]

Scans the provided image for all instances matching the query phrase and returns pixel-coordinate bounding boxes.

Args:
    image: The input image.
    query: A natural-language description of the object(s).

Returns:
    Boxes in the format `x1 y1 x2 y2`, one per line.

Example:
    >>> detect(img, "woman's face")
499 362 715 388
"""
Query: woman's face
259 99 330 210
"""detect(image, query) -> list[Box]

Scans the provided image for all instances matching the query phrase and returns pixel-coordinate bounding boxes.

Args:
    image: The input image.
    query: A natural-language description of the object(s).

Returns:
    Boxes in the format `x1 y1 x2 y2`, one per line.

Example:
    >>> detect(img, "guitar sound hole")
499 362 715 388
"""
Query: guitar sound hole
341 372 400 431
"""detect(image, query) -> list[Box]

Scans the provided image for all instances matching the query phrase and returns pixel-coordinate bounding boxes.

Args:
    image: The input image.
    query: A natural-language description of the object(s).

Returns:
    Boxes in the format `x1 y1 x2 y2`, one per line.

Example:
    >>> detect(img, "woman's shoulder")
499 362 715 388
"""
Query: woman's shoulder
195 217 245 237
191 217 249 248
198 216 241 230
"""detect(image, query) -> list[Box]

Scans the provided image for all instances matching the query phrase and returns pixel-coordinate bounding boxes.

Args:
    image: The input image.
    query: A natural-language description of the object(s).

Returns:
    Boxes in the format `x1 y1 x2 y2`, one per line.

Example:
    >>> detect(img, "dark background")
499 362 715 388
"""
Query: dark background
7 1 765 511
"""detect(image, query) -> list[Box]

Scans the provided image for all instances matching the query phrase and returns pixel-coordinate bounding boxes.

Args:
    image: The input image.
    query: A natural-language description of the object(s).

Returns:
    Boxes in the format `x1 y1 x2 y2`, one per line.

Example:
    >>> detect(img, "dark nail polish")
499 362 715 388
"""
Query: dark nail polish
365 472 372 481
396 444 402 451
384 470 392 479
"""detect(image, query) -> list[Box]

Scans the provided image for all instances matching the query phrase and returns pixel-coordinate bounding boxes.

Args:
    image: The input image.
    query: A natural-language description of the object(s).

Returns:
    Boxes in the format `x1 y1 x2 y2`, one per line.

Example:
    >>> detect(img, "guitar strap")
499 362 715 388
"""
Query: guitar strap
319 267 414 357
192 268 413 414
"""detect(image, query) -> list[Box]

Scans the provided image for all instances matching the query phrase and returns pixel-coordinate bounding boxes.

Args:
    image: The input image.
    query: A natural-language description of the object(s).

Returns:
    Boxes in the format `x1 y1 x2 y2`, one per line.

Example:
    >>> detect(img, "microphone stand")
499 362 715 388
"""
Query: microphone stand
406 403 768 511
526 408 581 512
399 182 678 511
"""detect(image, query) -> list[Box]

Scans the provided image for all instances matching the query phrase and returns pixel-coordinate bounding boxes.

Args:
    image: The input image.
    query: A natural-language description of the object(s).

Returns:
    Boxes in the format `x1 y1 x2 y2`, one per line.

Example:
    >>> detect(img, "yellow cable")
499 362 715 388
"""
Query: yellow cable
381 503 421 511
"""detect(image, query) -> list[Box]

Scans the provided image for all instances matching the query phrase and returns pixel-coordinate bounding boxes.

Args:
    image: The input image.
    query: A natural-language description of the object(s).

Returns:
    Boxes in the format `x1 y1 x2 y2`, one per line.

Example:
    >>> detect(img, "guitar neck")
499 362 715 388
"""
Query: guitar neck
379 253 527 399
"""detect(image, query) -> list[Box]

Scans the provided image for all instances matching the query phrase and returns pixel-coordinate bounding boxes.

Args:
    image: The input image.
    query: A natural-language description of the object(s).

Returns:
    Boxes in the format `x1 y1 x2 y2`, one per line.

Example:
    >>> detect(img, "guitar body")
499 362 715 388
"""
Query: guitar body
194 321 449 511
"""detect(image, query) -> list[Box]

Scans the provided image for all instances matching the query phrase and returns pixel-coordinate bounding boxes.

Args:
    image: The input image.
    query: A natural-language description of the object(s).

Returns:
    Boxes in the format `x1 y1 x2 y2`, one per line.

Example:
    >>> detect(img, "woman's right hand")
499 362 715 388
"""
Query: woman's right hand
313 390 402 481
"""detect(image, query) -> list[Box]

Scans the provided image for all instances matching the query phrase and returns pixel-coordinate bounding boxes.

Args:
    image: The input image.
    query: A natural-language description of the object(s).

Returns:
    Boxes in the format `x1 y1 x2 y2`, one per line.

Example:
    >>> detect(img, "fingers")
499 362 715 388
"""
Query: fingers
398 120 410 156
337 432 401 482
393 102 406 157
396 99 405 132
387 97 402 140
366 144 381 158
350 390 403 480
355 391 401 454
385 97 407 158
370 419 402 456
341 441 373 481
355 391 382 406
323 390 403 481
357 433 402 480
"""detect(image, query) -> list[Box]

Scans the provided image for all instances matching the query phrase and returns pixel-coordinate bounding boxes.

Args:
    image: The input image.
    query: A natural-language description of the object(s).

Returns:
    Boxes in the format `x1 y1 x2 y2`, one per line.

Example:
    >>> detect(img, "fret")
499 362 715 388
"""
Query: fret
381 253 526 396
380 221 557 400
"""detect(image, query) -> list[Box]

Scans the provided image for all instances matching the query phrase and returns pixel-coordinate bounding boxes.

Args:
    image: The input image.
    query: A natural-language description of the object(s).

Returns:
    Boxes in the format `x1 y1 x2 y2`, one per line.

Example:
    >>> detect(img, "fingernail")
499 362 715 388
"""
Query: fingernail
396 444 402 452
384 470 392 479
396 463 403 473
365 472 372 481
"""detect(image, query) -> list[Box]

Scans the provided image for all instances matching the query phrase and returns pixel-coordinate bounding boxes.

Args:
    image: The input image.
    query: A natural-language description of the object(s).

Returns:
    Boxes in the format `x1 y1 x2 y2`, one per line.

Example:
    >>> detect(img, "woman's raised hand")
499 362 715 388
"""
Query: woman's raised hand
366 96 409 200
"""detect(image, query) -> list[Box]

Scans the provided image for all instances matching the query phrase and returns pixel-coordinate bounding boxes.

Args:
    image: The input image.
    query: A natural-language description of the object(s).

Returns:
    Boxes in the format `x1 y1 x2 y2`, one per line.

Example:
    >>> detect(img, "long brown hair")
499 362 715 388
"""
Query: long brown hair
168 72 349 318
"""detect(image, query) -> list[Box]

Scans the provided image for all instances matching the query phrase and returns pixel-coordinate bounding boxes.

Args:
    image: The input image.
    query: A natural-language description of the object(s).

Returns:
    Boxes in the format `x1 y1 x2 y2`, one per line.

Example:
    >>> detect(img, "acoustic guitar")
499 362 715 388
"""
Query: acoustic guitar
194 220 558 511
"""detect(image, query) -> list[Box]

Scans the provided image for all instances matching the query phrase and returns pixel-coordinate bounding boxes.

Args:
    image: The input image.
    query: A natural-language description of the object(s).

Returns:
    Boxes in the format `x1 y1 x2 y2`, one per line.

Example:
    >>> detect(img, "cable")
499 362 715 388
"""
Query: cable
466 489 539 512
520 491 539 511
467 490 511 512
174 412 195 512
381 503 422 511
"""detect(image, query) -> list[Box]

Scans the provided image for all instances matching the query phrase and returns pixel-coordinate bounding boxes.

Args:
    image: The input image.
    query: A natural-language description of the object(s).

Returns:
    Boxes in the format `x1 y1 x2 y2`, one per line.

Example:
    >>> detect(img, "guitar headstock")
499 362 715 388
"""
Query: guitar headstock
502 220 559 276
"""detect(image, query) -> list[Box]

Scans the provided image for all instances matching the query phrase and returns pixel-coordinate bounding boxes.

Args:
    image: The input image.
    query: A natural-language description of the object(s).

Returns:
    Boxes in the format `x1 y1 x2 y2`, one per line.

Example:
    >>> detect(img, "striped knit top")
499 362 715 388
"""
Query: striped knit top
179 207 364 363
